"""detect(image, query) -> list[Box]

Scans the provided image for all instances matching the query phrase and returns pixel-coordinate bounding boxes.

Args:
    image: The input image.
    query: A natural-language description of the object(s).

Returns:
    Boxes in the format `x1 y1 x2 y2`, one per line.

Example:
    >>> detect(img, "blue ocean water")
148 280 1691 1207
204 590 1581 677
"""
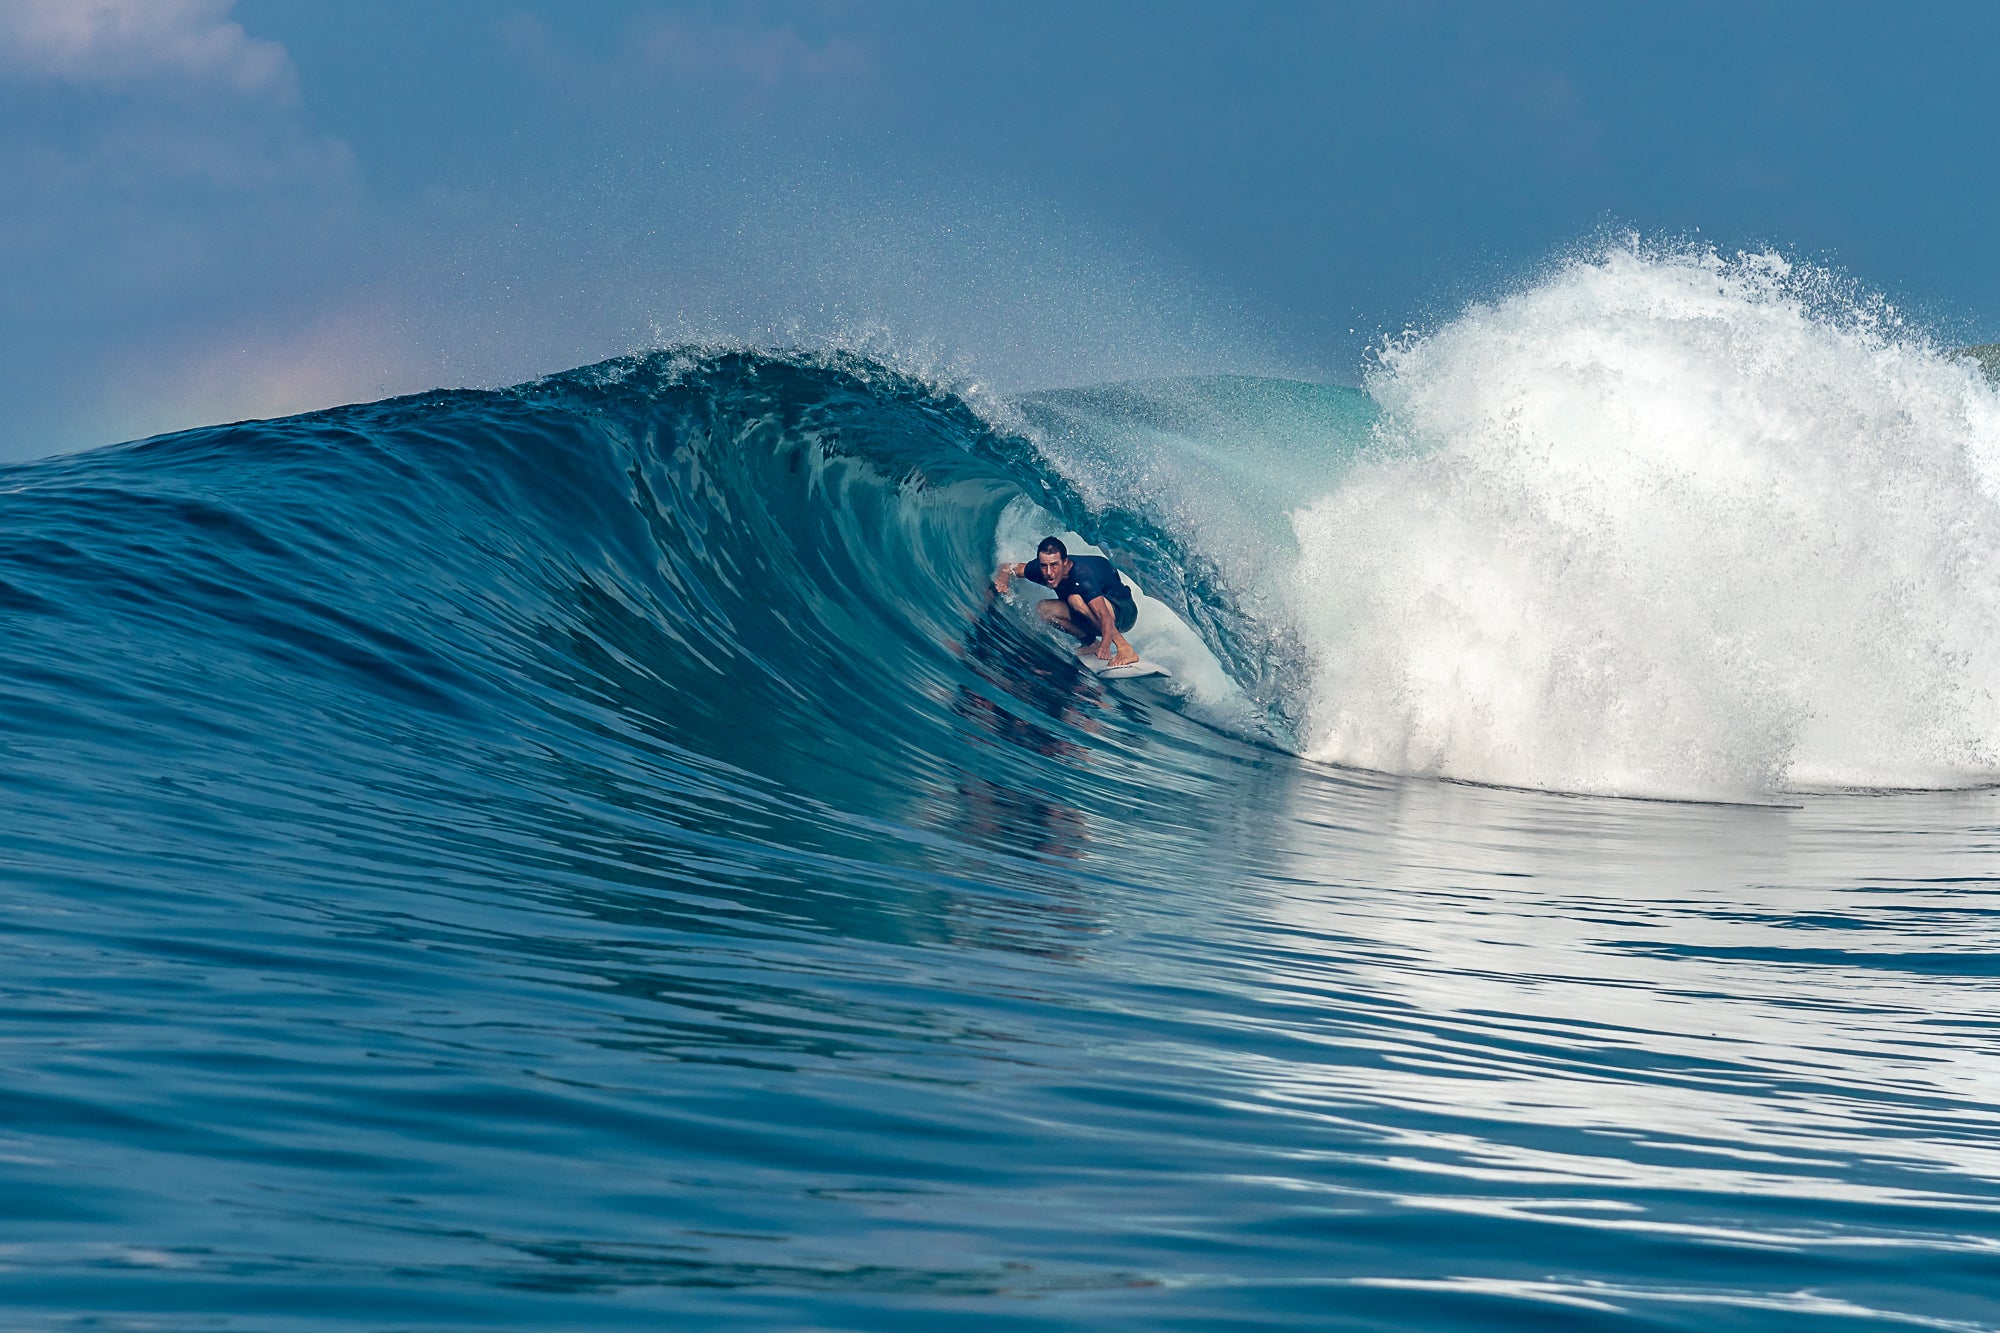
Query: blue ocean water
6 252 2000 1330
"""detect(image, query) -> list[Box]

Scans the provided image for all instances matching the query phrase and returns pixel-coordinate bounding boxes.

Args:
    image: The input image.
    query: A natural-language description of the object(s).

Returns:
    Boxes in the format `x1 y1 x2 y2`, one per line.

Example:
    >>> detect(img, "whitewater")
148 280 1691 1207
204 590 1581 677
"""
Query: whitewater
1 246 1997 1331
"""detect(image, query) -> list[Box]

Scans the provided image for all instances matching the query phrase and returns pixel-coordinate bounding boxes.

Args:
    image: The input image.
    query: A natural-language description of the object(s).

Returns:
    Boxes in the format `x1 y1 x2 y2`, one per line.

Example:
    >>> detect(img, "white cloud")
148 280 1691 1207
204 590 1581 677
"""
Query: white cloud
0 0 355 334
0 0 295 99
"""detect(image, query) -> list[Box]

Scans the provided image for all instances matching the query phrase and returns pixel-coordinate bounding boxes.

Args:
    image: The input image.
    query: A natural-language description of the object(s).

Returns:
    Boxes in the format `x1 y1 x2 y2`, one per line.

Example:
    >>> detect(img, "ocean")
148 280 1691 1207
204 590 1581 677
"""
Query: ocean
2 247 1998 1330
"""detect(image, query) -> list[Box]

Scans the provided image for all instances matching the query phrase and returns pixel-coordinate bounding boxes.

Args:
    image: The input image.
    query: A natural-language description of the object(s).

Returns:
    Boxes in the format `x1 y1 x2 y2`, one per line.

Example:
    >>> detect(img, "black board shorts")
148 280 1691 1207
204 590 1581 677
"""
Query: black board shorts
1078 593 1137 637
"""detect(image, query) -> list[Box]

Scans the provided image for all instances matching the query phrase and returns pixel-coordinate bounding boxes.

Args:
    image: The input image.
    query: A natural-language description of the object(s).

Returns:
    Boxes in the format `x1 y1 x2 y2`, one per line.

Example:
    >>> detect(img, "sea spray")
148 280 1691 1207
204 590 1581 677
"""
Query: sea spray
1290 245 2000 799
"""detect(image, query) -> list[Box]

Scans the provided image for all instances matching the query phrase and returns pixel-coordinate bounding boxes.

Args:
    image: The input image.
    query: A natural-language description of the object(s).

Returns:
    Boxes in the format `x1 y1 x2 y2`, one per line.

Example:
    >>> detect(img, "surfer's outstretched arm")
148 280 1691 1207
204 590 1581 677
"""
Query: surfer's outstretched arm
993 561 1025 594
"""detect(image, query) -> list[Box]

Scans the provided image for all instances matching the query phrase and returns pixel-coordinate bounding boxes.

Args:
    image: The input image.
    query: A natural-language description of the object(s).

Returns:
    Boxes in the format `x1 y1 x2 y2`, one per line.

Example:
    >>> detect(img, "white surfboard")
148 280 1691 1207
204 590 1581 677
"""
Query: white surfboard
1075 644 1171 679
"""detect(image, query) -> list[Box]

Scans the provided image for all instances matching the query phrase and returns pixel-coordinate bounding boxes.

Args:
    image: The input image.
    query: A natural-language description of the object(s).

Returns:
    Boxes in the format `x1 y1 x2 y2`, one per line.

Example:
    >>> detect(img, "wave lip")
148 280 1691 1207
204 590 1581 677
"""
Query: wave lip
0 348 1304 860
1288 244 2000 801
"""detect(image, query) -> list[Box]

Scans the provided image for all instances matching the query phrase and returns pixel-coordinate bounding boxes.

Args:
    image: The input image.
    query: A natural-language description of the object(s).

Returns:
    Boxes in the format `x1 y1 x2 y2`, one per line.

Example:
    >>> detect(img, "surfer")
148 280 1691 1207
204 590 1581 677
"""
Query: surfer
993 537 1140 668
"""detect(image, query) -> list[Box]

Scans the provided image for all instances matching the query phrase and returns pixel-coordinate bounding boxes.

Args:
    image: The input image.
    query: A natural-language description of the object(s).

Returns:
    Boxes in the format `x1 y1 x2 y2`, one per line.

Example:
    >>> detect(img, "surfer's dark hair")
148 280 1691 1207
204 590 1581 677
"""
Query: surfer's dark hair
1037 537 1068 559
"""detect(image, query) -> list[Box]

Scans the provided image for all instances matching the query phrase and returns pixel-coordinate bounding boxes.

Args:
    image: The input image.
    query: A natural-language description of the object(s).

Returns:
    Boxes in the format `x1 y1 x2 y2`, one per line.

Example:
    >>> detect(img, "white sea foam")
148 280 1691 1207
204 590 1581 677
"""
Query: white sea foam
1289 244 2000 800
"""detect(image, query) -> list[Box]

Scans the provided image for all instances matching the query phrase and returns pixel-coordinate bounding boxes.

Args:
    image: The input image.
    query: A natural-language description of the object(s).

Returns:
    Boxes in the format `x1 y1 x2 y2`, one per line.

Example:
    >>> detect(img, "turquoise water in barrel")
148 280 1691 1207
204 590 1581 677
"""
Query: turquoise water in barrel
3 250 2000 1330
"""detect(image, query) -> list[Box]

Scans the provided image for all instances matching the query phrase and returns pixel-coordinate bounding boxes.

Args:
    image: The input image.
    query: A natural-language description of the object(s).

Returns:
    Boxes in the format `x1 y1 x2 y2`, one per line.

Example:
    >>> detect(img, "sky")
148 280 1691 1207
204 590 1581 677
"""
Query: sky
4 0 2000 459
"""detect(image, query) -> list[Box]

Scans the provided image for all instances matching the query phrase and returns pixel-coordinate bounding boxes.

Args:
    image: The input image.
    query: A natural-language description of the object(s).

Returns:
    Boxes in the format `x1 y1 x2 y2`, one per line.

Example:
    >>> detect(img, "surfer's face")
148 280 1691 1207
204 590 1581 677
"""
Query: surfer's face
1037 554 1069 583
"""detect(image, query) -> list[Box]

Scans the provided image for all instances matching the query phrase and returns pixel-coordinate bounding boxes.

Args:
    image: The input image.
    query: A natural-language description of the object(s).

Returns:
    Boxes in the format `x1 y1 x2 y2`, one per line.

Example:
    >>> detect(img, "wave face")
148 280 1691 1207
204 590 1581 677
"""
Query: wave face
1290 247 2000 799
3 338 2000 1331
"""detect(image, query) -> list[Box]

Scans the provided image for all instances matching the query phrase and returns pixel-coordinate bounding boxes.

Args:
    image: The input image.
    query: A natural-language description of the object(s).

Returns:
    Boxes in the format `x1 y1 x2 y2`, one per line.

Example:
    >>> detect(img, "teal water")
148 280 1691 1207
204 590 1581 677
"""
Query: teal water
2 345 1998 1330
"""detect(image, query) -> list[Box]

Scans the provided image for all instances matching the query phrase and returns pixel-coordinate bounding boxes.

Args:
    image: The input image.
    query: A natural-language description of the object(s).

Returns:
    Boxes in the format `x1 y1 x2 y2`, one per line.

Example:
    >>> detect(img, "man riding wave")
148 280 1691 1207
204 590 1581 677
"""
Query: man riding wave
994 537 1140 668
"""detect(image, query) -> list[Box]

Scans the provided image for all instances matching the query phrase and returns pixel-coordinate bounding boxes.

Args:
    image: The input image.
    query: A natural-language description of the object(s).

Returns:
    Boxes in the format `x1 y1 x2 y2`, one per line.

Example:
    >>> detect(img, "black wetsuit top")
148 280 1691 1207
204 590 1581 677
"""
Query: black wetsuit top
1022 554 1135 610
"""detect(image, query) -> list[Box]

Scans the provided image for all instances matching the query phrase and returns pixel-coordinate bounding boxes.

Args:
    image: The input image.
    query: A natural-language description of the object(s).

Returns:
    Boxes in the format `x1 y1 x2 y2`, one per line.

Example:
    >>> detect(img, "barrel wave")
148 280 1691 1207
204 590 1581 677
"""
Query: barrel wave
1 349 1266 853
4 266 2000 1332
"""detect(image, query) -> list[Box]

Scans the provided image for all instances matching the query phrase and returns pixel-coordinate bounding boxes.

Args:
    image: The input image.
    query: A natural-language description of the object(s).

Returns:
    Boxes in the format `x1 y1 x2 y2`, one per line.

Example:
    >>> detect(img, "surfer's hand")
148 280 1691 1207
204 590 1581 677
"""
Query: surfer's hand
993 570 1011 594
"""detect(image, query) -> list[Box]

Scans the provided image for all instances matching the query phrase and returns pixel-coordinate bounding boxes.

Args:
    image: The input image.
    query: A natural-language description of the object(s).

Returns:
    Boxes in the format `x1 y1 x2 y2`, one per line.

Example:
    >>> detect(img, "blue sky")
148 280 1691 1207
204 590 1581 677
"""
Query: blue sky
4 0 1999 459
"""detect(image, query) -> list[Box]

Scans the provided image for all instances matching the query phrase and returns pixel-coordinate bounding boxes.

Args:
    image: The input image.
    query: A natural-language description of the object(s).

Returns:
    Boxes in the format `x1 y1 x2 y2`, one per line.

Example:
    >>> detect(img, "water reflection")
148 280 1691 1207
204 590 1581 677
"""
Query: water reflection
1170 769 2000 1236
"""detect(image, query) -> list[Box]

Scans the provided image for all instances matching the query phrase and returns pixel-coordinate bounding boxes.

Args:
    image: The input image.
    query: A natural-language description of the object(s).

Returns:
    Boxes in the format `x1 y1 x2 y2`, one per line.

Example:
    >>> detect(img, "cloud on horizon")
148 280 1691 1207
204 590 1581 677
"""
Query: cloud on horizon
0 0 295 99
0 0 374 455
0 3 1287 460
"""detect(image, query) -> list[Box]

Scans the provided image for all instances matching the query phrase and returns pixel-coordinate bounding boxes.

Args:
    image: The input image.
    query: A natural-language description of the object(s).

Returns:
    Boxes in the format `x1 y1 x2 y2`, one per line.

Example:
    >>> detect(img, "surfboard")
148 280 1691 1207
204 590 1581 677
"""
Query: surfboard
1075 644 1171 679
